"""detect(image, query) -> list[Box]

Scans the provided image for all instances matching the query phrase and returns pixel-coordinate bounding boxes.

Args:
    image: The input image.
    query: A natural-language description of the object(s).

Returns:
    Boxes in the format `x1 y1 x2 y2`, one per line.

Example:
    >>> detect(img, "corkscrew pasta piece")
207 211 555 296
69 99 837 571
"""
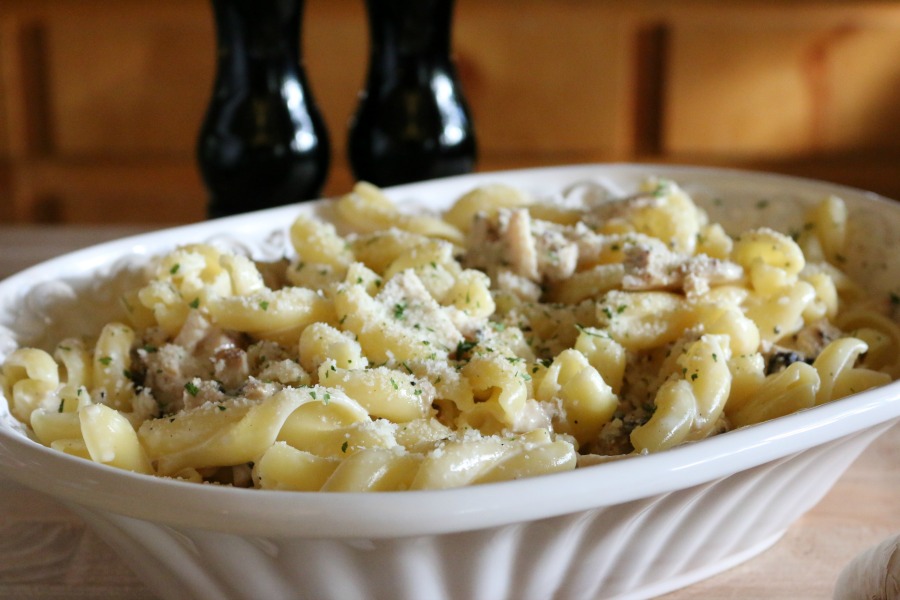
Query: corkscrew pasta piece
1 176 895 490
289 214 354 270
254 429 576 492
1 348 60 424
625 178 706 255
533 349 617 444
811 337 891 405
743 281 817 345
732 228 805 288
209 287 336 346
573 327 626 394
442 183 532 232
801 271 839 321
807 194 848 264
81 403 153 474
276 399 391 459
54 338 92 392
320 366 432 423
597 291 691 352
834 308 900 376
30 405 82 450
138 388 320 476
408 429 576 490
630 335 732 452
92 323 137 411
337 181 464 244
726 361 820 428
458 351 529 431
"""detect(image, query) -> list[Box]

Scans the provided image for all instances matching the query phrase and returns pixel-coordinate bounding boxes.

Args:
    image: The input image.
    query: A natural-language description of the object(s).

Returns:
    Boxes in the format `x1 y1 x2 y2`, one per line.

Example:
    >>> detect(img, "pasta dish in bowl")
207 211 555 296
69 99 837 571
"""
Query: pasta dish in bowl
0 164 898 599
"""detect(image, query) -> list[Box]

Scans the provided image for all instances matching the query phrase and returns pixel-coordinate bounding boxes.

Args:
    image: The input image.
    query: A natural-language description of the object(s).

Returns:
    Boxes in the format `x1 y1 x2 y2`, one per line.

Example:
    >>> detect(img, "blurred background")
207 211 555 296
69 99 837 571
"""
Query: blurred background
1 0 899 224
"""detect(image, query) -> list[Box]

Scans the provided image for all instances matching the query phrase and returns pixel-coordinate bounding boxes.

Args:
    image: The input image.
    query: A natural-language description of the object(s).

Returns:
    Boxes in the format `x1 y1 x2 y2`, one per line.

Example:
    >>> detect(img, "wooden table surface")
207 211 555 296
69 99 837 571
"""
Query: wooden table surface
0 224 897 600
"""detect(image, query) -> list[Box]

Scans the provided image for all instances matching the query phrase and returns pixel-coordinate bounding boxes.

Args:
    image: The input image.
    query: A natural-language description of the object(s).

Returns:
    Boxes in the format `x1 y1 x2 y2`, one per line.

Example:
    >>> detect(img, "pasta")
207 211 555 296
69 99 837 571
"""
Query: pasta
1 176 897 491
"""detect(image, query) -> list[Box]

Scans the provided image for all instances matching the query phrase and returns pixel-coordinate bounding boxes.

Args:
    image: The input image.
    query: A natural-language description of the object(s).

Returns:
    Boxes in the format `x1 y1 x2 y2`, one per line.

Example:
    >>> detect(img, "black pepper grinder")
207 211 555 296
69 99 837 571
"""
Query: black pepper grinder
348 0 476 188
197 0 330 219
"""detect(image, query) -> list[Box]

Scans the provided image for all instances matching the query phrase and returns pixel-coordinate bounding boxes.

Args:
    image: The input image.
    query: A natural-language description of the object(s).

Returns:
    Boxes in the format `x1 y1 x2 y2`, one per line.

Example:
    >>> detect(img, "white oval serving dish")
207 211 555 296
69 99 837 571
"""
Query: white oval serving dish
1 164 899 600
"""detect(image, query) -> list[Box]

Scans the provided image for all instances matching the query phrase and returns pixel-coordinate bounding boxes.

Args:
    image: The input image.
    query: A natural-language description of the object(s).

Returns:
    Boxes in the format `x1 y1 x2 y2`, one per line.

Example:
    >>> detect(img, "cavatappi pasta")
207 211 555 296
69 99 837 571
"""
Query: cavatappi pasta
2 178 898 490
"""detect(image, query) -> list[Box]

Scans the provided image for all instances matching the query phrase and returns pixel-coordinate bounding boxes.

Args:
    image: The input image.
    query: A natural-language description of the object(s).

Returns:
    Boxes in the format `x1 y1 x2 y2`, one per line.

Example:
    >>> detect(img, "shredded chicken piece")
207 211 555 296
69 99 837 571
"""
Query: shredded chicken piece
505 209 540 280
621 239 682 290
494 269 542 302
466 208 579 284
139 310 245 413
183 379 226 411
532 220 578 281
620 238 743 296
213 346 250 392
680 255 743 300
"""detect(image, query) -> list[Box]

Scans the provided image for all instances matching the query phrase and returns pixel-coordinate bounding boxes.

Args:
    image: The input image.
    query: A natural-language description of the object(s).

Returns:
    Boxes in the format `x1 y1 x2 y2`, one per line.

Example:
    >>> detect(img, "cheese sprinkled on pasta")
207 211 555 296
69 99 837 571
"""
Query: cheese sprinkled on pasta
2 178 896 490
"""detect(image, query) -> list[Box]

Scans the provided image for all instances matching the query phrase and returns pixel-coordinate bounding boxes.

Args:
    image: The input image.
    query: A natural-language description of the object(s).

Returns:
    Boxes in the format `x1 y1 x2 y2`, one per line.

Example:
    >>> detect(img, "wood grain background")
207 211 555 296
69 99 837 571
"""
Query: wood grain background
2 0 900 224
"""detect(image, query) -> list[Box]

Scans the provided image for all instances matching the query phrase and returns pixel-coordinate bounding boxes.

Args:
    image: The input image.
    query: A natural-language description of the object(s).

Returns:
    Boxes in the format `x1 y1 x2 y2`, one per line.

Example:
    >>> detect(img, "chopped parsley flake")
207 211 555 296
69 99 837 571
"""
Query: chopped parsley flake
393 302 407 319
455 340 477 360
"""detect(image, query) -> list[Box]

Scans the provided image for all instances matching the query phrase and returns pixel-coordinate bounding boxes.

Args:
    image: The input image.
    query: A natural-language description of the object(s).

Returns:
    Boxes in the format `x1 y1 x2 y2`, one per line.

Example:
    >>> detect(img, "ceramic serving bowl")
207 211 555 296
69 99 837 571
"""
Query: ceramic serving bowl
1 164 899 600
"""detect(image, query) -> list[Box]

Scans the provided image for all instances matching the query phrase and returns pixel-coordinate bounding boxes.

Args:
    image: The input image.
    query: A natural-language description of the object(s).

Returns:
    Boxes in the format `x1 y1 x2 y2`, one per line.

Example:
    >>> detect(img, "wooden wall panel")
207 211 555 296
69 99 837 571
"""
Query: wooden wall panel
455 0 630 158
665 8 900 156
667 25 814 156
824 27 900 150
46 12 212 157
0 23 13 223
0 25 9 160
15 160 205 223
